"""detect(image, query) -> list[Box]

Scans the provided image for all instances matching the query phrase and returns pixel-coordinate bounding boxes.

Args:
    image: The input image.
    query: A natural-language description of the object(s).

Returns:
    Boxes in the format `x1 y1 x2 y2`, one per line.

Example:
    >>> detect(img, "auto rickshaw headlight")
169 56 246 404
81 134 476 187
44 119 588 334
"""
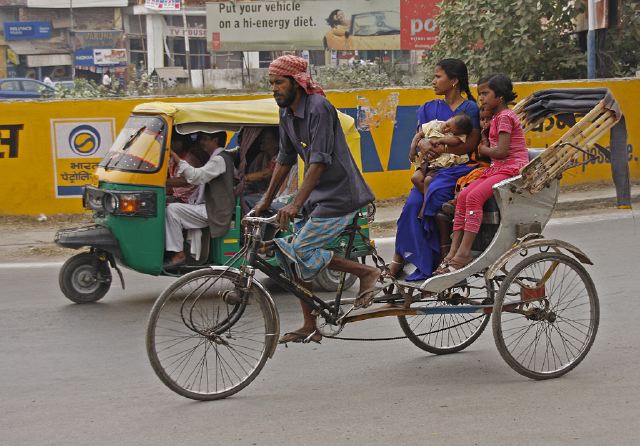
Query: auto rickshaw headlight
102 191 156 217
103 193 119 214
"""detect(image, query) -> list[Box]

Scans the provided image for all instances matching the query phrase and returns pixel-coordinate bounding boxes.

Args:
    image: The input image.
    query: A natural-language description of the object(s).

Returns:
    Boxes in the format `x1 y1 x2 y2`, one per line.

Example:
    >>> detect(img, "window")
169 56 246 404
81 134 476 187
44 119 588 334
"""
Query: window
0 81 20 91
100 116 167 173
21 80 43 92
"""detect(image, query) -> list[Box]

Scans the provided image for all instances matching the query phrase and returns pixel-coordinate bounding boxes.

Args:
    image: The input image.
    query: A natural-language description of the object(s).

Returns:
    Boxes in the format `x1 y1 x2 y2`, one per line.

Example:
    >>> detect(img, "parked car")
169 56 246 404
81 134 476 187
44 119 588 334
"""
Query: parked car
0 78 55 99
53 80 75 90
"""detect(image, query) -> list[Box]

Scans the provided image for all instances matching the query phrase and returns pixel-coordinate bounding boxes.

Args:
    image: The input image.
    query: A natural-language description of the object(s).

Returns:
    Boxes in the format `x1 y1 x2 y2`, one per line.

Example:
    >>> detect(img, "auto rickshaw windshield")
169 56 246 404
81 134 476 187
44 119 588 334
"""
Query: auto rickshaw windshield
99 116 167 173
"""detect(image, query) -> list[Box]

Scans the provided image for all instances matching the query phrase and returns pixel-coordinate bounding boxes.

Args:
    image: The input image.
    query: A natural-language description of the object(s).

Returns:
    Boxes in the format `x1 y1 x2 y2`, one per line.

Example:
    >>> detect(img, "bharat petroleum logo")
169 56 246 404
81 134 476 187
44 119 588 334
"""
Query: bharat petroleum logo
68 124 101 156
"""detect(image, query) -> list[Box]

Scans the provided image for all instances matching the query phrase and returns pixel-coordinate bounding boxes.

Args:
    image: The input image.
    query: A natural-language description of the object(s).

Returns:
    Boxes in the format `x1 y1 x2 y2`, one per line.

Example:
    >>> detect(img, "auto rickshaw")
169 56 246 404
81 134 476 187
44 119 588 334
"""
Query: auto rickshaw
54 98 372 303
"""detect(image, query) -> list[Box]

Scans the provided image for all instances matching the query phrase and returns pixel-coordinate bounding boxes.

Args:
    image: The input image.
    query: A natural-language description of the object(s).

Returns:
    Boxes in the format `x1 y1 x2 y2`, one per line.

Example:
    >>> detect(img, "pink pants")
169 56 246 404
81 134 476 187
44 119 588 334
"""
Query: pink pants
453 172 513 233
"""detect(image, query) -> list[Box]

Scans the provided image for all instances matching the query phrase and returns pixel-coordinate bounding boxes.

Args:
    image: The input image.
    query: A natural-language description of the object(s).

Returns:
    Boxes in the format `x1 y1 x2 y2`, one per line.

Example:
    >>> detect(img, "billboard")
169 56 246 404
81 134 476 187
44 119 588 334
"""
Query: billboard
205 0 439 51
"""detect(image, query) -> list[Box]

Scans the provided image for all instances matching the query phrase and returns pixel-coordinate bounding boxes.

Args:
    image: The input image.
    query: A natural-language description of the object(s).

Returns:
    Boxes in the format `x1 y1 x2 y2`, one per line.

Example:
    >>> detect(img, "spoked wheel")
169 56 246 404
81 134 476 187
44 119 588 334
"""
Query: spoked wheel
492 252 599 380
398 273 492 354
146 269 278 400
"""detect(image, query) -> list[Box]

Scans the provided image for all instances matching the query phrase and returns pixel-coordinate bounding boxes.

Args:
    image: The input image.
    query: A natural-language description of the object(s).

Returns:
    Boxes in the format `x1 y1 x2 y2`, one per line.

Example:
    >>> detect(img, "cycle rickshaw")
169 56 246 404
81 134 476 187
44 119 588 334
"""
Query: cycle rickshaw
145 88 627 400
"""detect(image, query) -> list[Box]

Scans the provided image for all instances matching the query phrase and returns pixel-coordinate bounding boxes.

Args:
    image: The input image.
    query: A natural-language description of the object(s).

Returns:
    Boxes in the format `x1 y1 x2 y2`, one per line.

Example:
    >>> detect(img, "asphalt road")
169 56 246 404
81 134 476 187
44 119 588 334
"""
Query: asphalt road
1 209 639 446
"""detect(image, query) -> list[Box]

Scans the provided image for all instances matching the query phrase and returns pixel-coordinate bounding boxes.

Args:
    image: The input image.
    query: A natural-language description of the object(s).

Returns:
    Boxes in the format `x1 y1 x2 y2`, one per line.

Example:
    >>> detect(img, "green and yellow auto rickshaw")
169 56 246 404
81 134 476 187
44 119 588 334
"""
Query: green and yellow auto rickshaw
55 98 372 303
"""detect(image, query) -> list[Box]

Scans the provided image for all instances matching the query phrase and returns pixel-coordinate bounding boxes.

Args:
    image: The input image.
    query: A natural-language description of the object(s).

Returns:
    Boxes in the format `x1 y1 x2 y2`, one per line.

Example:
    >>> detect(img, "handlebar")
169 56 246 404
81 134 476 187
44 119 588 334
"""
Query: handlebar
242 209 278 225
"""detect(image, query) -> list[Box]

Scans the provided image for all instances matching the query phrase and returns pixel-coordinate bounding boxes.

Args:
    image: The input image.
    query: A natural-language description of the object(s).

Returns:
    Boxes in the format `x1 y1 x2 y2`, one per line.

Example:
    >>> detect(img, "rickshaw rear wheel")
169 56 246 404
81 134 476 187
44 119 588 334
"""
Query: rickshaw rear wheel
493 252 599 380
398 273 492 354
59 252 111 304
146 269 277 401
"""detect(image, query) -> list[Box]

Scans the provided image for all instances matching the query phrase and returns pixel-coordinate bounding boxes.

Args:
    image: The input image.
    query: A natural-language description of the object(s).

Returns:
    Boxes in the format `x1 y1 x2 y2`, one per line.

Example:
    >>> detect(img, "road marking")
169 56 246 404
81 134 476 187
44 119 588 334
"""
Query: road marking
0 261 63 269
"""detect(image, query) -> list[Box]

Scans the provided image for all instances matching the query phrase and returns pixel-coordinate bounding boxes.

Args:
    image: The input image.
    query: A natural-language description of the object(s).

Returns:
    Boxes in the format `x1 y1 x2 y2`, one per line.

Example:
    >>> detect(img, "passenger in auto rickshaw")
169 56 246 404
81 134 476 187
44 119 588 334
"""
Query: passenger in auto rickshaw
163 131 235 269
241 127 279 209
166 132 202 204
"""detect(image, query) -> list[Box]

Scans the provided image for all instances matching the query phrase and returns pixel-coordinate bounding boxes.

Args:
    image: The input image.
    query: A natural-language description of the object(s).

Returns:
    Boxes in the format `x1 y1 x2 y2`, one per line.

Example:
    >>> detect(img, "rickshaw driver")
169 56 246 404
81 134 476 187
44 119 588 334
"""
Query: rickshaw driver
163 131 235 269
254 55 382 344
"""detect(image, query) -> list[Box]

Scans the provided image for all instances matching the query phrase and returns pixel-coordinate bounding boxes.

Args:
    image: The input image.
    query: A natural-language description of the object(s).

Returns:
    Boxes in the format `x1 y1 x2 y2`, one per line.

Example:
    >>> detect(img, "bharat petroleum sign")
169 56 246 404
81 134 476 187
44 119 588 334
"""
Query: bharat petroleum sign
50 118 115 197
68 124 102 156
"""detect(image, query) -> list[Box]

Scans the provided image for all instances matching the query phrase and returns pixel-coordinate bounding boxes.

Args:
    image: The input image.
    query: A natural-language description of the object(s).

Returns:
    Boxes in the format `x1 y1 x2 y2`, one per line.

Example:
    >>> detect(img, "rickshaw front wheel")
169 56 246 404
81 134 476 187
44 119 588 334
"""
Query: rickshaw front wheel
59 252 111 304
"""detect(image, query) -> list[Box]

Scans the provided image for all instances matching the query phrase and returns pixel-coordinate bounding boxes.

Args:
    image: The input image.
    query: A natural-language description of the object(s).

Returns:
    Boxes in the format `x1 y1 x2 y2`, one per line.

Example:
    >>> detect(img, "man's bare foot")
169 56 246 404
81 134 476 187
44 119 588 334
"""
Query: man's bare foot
354 267 382 308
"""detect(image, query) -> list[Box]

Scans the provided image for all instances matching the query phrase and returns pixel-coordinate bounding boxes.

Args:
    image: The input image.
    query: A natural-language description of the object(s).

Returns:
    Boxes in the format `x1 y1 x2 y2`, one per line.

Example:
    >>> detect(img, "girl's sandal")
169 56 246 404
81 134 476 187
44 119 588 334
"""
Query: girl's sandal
434 260 450 275
434 258 469 276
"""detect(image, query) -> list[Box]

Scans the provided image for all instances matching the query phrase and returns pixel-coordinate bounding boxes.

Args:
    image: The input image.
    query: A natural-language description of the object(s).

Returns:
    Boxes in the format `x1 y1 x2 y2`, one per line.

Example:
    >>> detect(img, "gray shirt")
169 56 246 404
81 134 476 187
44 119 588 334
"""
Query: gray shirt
276 92 375 218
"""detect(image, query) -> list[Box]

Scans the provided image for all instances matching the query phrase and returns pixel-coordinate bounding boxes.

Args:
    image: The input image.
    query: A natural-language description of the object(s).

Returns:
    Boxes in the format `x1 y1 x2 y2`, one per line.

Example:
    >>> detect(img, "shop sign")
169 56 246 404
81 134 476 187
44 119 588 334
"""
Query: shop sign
145 0 181 11
166 26 206 38
7 48 19 65
4 21 51 41
93 49 127 66
74 48 95 67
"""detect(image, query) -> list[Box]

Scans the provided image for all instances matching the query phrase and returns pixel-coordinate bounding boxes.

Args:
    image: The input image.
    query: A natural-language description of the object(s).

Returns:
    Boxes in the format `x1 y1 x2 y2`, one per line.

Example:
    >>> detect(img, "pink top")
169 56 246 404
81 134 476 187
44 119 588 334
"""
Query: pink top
489 108 529 170
168 152 202 203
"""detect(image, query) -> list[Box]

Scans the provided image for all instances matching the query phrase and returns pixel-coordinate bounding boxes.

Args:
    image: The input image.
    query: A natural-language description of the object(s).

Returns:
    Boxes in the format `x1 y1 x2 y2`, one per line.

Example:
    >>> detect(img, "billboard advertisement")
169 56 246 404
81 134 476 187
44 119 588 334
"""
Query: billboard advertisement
206 0 439 51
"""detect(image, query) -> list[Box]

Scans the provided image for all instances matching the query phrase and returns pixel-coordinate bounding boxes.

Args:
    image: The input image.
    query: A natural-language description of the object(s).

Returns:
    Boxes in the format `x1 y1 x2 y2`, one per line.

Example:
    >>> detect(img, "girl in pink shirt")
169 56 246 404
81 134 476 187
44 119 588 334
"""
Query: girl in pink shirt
438 74 528 273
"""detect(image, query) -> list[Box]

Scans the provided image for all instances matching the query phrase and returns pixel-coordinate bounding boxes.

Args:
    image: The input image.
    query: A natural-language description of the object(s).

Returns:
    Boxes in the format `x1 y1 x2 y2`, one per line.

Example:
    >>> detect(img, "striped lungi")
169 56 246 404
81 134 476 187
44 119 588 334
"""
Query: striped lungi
274 211 357 281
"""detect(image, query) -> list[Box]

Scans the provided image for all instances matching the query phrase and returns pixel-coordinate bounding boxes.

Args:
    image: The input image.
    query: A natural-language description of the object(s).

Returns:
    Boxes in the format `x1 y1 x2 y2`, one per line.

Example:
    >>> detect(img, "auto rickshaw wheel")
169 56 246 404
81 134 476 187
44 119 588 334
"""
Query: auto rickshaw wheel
313 268 357 292
59 252 111 303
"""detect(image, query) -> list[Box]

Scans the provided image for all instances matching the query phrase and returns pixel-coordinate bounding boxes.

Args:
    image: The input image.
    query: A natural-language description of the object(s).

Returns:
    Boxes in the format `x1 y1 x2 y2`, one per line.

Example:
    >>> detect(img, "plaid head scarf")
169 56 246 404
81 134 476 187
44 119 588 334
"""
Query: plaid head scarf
268 55 325 96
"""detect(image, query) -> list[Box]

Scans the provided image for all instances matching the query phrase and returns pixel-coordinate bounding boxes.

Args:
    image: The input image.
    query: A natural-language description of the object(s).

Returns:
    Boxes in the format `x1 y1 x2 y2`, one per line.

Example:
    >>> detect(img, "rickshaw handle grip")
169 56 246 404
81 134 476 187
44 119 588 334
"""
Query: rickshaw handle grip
243 210 279 225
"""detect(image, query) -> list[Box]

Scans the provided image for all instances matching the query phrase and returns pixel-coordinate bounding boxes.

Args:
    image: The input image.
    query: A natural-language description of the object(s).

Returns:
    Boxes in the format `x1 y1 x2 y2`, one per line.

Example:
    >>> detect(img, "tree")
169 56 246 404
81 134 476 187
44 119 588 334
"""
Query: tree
424 0 586 82
598 0 640 77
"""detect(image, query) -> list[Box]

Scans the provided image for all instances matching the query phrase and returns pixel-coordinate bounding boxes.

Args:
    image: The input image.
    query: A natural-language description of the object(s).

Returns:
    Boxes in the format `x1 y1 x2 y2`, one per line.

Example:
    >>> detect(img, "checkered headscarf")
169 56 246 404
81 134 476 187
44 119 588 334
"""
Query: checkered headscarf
268 55 325 96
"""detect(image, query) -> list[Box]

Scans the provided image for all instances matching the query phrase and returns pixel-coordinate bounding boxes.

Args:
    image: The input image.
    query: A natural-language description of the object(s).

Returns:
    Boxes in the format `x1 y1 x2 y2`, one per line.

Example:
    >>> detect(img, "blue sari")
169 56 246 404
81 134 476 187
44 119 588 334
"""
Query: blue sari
395 99 480 281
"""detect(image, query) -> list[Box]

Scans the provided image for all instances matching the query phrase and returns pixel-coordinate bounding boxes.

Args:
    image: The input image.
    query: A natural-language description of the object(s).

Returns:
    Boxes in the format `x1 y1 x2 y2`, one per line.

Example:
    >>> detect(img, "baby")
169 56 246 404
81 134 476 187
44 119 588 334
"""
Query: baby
410 113 474 195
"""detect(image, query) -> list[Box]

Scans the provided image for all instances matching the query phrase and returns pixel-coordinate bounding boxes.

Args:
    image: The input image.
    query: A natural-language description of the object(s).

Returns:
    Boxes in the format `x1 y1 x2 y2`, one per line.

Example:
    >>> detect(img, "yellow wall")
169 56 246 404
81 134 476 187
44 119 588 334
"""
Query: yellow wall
1 78 638 215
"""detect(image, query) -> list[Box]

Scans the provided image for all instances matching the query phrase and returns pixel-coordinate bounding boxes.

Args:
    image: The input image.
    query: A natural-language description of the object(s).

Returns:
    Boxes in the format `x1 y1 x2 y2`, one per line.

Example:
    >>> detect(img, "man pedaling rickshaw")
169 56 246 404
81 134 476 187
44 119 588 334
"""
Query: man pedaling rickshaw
253 55 383 344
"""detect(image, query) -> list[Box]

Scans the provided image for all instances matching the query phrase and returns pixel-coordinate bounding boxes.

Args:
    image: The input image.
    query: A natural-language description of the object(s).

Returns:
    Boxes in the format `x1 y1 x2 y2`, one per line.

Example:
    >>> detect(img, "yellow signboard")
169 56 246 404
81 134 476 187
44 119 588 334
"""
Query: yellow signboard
7 48 18 65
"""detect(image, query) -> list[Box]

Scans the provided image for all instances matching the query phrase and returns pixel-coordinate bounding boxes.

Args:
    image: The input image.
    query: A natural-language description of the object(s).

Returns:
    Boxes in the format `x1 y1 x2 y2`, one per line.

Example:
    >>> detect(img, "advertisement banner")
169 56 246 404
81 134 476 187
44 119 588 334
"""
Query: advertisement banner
206 0 438 51
93 49 127 66
400 0 440 50
50 119 115 197
3 21 51 41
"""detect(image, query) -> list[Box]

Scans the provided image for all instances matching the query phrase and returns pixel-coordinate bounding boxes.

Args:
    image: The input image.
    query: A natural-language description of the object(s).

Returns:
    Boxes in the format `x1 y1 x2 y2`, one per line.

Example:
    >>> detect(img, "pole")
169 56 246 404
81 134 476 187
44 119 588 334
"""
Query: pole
69 0 75 80
182 6 192 87
587 0 596 79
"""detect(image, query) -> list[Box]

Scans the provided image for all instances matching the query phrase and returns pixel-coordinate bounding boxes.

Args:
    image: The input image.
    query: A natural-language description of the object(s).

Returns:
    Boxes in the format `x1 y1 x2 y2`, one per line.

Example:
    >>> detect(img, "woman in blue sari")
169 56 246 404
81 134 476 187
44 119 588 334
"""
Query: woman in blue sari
391 59 481 281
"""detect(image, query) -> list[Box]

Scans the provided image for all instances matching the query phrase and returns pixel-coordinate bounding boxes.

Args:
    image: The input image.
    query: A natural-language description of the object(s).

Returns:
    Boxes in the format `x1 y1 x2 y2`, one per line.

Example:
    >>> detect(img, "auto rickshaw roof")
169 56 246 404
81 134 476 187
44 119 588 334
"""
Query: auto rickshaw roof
133 98 281 127
132 98 363 168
